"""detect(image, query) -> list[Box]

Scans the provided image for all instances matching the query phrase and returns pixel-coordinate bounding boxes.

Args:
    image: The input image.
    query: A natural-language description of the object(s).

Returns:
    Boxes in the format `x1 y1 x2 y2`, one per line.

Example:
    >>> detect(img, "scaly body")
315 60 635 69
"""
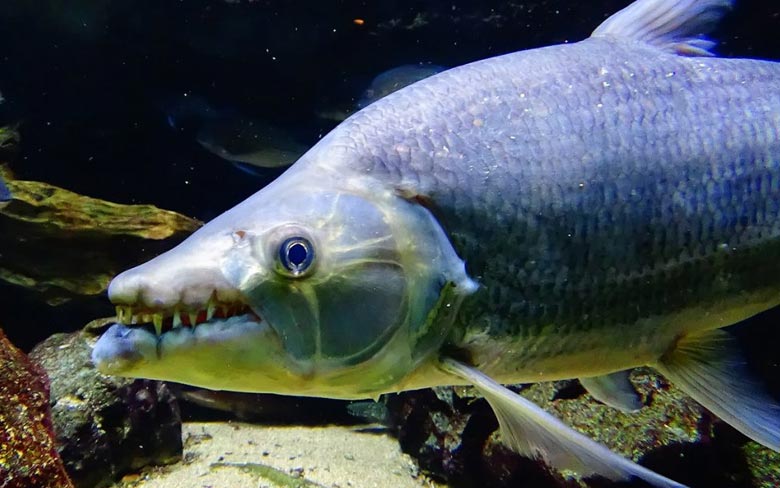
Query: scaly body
307 37 780 383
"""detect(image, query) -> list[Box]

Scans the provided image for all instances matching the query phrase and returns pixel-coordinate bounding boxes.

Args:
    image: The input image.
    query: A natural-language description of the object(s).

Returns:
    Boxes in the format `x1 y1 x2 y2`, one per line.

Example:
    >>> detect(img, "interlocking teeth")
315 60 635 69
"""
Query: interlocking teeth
207 298 216 321
153 314 163 336
115 306 133 324
111 296 250 332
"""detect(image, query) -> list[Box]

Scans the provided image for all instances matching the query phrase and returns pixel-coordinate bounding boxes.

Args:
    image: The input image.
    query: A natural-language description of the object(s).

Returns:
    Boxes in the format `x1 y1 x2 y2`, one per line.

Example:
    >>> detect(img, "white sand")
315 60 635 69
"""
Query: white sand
115 422 443 488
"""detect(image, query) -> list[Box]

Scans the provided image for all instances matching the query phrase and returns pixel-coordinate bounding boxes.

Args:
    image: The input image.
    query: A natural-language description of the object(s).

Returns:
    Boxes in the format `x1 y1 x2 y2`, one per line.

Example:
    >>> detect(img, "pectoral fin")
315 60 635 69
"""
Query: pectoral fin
439 358 687 488
580 370 643 413
655 329 780 450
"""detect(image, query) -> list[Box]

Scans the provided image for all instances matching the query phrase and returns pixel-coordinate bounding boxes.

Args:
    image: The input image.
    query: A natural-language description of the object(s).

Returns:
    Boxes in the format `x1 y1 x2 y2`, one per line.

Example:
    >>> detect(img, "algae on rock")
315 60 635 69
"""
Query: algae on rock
0 327 74 488
389 369 780 487
30 322 182 488
0 167 200 305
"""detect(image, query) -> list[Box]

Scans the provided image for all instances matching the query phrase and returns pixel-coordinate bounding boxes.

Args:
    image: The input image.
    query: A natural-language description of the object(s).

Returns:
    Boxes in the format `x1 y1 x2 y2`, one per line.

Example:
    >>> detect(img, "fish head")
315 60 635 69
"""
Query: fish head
92 161 476 398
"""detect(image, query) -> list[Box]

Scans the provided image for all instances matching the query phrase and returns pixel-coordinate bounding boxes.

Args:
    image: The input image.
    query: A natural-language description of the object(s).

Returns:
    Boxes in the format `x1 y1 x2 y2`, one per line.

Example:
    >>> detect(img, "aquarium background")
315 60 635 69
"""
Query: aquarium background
0 2 780 486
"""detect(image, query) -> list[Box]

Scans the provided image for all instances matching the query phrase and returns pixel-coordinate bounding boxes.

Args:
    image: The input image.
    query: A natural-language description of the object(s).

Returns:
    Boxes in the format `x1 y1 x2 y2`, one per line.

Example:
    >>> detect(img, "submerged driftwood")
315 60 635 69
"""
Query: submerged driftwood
0 166 200 305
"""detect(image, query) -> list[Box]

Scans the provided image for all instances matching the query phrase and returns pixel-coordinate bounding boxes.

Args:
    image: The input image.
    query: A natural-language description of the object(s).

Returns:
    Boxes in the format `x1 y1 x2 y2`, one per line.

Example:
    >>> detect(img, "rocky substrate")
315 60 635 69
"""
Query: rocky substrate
29 325 182 488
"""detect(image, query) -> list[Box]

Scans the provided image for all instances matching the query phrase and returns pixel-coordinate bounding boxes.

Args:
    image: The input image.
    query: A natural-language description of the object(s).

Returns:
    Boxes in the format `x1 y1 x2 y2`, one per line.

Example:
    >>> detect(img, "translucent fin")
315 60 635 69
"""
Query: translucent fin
655 329 780 450
580 371 643 413
231 161 266 177
591 0 733 56
440 358 688 488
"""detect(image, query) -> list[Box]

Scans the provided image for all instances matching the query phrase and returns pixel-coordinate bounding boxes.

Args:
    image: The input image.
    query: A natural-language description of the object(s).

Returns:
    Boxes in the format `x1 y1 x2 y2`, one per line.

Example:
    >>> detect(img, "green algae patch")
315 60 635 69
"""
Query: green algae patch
1 169 199 238
0 167 201 304
210 462 326 488
519 370 704 460
0 125 19 151
0 327 73 488
742 441 780 488
392 370 780 487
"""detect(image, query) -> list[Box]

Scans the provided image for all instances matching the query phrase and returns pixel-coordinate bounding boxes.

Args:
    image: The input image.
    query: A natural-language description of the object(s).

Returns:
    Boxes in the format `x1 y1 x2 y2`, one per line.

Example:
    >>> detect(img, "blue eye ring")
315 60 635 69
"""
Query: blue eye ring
278 237 315 277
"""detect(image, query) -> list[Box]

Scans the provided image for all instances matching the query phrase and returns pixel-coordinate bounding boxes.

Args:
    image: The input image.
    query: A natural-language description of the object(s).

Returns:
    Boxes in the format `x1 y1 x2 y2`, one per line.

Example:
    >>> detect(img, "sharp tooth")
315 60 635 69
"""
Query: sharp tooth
189 312 198 326
207 300 216 321
173 311 182 328
153 314 163 335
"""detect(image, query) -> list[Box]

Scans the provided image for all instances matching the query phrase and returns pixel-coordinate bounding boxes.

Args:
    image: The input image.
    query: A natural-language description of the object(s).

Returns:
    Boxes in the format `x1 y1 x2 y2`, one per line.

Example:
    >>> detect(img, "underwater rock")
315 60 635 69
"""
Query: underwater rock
29 322 182 488
388 369 780 487
0 167 200 306
0 327 74 488
386 386 573 487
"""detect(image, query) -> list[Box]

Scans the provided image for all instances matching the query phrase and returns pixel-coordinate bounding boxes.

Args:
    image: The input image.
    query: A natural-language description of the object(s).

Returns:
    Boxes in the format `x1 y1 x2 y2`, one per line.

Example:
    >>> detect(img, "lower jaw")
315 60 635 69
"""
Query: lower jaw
91 314 267 374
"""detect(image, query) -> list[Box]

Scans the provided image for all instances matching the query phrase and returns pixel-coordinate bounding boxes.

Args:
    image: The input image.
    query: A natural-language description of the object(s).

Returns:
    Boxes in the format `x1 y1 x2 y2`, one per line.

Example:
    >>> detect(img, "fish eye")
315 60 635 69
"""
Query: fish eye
278 237 315 277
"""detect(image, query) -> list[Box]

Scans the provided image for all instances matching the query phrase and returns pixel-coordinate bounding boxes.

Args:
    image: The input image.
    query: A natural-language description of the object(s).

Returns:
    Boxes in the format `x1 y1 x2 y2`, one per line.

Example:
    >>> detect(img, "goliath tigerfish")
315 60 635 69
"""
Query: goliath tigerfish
92 0 780 486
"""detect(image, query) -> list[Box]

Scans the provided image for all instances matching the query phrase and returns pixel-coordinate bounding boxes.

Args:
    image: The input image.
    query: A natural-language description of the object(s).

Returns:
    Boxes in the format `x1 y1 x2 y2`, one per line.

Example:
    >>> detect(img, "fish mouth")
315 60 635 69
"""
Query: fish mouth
92 290 282 381
112 291 262 338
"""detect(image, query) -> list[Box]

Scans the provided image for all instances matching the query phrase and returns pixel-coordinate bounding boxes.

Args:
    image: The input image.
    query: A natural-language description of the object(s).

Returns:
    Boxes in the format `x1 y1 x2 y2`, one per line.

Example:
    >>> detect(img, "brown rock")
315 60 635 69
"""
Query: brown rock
29 325 182 488
0 327 73 488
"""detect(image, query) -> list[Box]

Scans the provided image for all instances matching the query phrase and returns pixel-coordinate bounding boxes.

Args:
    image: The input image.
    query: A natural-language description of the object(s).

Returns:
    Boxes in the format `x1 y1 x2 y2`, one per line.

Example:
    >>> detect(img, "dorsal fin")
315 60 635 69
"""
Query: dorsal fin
591 0 733 56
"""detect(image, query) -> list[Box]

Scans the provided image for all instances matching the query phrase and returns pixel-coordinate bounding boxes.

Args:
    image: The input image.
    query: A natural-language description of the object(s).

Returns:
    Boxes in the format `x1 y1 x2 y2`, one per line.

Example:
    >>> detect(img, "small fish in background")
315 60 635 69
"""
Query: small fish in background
346 399 391 425
164 94 308 171
0 118 19 209
357 63 446 109
170 385 356 424
163 94 225 133
317 63 446 122
0 173 11 209
196 117 308 169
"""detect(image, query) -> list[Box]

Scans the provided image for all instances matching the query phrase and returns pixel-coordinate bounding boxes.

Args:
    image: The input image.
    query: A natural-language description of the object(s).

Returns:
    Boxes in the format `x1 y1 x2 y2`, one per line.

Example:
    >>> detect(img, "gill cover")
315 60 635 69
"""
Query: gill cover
220 176 476 393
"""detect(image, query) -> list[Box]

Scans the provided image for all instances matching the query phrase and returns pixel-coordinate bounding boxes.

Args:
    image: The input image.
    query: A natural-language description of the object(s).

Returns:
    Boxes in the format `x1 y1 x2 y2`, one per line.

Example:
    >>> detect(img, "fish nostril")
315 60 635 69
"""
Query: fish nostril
107 271 141 305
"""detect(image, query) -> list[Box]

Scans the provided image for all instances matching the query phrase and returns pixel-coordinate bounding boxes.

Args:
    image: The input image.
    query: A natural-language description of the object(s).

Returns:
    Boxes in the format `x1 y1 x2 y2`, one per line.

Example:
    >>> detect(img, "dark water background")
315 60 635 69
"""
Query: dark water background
0 0 778 219
0 0 778 356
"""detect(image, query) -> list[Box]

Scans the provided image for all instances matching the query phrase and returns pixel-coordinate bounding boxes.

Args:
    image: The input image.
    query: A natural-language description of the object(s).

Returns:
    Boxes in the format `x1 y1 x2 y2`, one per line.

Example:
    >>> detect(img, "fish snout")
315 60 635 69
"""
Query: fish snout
108 258 242 312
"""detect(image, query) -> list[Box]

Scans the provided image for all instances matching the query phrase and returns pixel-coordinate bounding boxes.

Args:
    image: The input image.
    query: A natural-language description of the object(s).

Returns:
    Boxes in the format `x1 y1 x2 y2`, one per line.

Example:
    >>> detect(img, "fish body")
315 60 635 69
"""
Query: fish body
196 117 308 168
164 95 308 169
356 63 447 109
345 36 780 385
317 63 446 122
93 0 780 486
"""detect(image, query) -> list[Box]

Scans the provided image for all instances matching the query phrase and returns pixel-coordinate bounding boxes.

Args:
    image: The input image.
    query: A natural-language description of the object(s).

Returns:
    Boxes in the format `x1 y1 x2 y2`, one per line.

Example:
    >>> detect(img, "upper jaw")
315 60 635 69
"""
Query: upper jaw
112 289 259 336
105 232 260 336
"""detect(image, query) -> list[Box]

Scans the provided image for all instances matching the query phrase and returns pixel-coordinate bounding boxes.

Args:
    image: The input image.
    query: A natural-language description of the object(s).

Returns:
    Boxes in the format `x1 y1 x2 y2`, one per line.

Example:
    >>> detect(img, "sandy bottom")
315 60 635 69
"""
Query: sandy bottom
114 422 443 488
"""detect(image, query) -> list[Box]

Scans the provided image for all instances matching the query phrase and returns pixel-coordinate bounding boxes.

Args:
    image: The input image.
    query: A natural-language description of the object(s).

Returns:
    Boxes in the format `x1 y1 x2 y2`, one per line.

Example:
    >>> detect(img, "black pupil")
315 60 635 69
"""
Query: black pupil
287 242 308 267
